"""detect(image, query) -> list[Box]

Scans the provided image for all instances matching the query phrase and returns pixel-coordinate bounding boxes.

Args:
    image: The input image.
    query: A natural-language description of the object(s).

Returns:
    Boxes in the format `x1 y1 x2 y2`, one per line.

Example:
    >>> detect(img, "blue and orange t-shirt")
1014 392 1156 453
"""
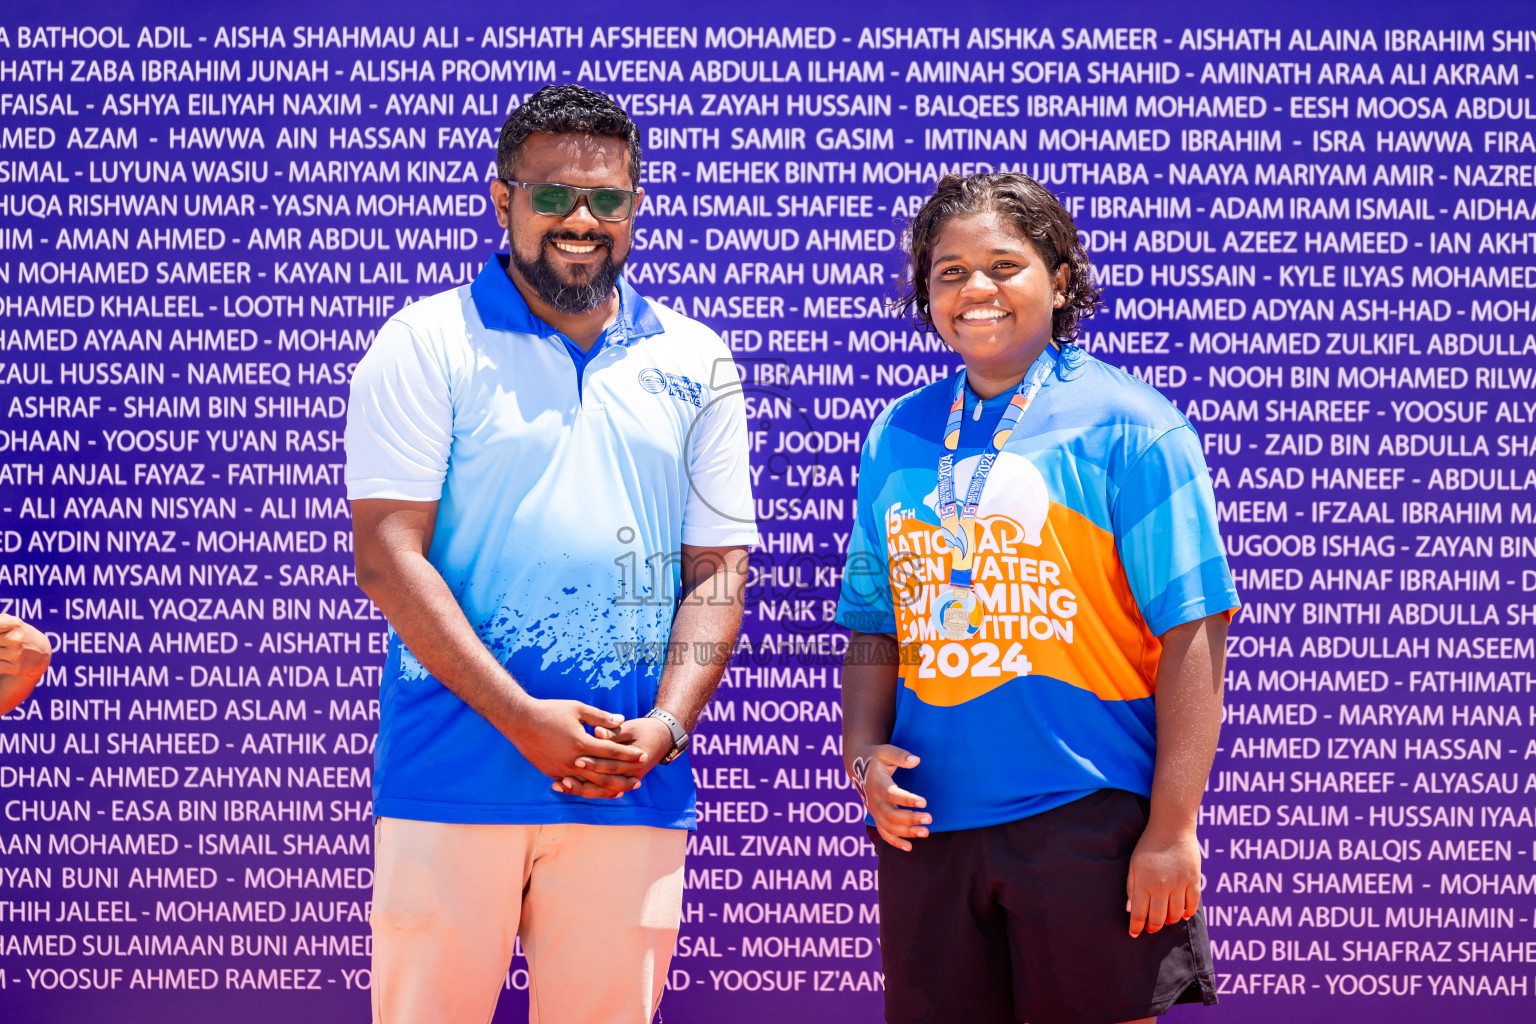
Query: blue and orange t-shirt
835 342 1239 832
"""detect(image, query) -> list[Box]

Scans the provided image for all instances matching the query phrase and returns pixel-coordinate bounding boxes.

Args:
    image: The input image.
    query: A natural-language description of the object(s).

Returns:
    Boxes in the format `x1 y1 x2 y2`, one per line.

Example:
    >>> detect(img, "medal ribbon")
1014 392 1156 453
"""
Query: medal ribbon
936 351 1054 589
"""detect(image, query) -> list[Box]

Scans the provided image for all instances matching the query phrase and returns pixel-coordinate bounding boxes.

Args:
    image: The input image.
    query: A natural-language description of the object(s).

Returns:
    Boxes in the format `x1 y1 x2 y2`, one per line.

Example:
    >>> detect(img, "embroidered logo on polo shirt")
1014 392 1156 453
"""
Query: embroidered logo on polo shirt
638 368 702 407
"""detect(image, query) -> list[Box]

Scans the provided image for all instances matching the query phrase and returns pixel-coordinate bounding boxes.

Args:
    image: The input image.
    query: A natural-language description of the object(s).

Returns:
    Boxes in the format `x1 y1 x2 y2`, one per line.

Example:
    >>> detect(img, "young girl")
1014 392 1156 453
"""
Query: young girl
837 173 1238 1024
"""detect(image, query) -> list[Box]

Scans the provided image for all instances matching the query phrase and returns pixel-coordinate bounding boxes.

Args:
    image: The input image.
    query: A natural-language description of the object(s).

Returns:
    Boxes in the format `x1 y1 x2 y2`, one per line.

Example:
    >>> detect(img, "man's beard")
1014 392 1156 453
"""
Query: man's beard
509 231 625 314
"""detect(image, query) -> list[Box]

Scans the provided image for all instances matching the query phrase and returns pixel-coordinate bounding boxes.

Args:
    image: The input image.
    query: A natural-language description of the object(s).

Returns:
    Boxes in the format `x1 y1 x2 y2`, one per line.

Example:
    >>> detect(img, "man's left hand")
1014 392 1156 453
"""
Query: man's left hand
551 716 676 799
1126 824 1202 938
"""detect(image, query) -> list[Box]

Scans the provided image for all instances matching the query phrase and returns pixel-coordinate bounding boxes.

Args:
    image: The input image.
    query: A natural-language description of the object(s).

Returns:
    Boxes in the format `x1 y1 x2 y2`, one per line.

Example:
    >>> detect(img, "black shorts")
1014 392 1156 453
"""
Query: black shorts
872 788 1217 1024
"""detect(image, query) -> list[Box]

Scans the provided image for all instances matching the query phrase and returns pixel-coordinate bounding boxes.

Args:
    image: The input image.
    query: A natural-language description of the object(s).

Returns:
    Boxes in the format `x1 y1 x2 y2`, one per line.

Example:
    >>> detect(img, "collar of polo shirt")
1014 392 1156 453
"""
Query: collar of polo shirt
470 253 664 347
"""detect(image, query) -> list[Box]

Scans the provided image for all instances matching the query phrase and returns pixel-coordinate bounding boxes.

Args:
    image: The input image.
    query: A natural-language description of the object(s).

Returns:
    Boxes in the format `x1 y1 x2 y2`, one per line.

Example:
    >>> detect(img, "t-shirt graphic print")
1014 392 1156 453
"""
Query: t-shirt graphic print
837 343 1239 831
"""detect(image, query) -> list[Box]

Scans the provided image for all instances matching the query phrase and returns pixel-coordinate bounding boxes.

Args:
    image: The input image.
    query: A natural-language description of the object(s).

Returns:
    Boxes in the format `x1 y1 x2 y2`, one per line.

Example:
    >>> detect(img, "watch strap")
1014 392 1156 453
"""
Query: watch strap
645 707 689 764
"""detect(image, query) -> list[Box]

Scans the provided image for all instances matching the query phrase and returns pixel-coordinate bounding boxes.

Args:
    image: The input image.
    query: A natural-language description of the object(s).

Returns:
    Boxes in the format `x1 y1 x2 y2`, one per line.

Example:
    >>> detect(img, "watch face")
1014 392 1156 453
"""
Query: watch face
660 733 689 764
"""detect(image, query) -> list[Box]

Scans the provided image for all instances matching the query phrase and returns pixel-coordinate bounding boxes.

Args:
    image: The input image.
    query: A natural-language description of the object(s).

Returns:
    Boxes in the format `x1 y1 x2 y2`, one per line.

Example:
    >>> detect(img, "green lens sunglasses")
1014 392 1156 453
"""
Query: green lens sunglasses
499 179 639 222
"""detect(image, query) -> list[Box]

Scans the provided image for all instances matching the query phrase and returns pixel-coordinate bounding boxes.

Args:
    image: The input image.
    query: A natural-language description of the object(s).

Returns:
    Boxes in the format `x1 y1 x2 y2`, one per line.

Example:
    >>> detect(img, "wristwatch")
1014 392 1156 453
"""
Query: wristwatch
645 707 690 764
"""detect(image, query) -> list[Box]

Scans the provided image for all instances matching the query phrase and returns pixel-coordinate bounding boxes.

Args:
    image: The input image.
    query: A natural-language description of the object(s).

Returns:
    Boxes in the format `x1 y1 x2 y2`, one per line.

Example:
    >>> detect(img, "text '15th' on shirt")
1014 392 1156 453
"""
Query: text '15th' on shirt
835 343 1239 833
345 255 757 829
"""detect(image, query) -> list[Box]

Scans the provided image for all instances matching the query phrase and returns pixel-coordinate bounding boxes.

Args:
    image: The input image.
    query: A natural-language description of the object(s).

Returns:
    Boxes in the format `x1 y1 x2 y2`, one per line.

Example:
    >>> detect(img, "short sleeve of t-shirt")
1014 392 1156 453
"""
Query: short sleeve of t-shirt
681 354 759 547
345 317 453 502
834 433 897 636
1110 423 1240 636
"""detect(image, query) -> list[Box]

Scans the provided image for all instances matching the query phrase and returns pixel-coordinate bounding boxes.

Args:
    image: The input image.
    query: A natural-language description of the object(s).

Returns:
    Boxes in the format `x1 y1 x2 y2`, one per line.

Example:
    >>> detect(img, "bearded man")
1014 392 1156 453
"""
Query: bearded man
345 84 756 1024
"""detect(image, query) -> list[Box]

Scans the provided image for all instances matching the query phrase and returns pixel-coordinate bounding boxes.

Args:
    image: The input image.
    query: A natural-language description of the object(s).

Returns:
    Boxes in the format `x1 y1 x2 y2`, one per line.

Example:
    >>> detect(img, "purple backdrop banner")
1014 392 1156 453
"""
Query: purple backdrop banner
2 0 1535 1021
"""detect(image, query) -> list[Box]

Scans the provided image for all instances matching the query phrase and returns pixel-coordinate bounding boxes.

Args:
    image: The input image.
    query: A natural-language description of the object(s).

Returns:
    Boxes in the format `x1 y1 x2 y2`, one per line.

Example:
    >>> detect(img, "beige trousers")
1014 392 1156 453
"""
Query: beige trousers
371 817 687 1024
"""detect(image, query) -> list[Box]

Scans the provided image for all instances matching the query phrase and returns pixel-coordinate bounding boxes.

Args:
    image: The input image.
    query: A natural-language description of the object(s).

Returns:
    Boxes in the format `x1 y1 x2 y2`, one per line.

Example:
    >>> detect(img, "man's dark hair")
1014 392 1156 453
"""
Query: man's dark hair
895 173 1103 343
496 84 642 187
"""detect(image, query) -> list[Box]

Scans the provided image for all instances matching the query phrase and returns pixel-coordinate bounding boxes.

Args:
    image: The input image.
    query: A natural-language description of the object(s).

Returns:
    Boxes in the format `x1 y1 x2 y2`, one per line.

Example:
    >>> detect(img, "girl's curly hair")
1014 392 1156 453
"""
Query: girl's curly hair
894 173 1104 343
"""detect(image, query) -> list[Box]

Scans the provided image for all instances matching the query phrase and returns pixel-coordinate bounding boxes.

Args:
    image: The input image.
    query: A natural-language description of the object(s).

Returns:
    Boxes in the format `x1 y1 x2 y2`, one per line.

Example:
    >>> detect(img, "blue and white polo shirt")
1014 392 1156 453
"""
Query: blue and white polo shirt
346 254 758 829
